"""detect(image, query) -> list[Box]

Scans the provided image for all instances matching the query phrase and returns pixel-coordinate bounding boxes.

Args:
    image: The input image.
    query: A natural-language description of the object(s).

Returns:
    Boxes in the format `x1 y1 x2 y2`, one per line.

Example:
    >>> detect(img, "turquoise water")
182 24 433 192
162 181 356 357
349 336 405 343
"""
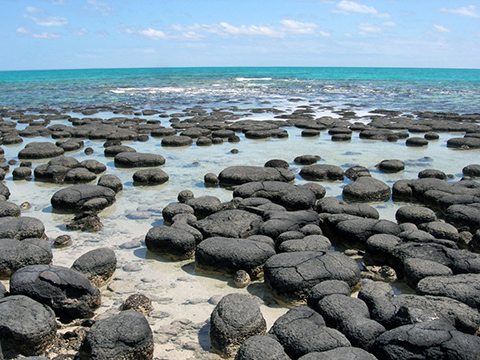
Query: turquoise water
1 67 480 113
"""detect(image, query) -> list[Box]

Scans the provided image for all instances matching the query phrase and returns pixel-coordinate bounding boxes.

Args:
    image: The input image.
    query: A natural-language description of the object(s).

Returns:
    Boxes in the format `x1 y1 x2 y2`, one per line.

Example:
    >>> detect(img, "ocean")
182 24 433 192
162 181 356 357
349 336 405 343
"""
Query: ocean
1 67 480 113
1 67 480 358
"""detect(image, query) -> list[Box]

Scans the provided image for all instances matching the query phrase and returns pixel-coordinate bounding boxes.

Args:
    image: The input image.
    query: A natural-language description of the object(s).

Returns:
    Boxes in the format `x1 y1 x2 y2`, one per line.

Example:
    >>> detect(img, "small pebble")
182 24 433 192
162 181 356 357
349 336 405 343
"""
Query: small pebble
20 202 31 210
54 234 72 248
84 147 94 155
122 263 142 272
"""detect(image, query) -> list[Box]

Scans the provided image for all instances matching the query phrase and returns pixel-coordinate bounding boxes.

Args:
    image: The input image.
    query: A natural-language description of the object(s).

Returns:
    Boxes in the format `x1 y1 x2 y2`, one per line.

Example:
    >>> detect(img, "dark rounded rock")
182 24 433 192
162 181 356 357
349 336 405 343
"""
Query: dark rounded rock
133 168 169 184
210 293 266 358
104 145 136 157
195 237 276 278
395 206 437 225
186 195 222 218
403 258 453 289
194 209 263 239
424 132 439 140
204 172 219 186
302 129 320 137
79 310 153 360
0 295 57 356
120 293 153 316
57 138 84 151
316 197 379 219
345 165 371 181
265 159 289 169
294 155 321 165
269 306 350 359
18 142 65 159
301 183 327 199
54 234 72 248
12 166 32 180
298 348 378 360
331 133 352 141
0 200 21 217
145 225 196 259
219 166 295 186
71 247 117 287
177 189 194 203
264 251 361 306
299 164 344 181
278 234 331 253
161 135 193 147
233 181 319 211
447 137 480 149
97 174 123 193
463 164 480 177
51 185 116 212
234 335 289 360
342 177 391 202
79 159 107 174
307 280 351 309
0 238 53 278
10 264 101 319
372 320 480 360
418 221 459 242
418 169 447 180
151 127 176 137
377 159 404 173
162 203 195 224
406 137 428 147
114 152 165 167
445 204 480 233
259 210 320 240
64 167 97 183
0 216 45 240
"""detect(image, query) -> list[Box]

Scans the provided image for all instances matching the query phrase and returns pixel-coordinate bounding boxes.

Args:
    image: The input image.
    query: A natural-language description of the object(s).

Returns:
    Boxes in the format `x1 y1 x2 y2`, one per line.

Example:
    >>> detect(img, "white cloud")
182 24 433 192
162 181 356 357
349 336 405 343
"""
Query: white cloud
32 32 61 38
84 0 115 16
26 7 44 13
74 27 88 36
319 31 331 37
433 24 450 33
44 0 65 4
279 20 318 35
16 27 30 34
440 5 480 18
358 23 382 35
24 14 68 27
139 28 169 40
334 1 390 18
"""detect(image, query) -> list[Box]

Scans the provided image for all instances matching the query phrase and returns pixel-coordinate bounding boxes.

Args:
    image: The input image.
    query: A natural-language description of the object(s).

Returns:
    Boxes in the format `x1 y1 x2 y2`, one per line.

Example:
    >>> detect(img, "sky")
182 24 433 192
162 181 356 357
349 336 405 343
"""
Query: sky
1 0 479 71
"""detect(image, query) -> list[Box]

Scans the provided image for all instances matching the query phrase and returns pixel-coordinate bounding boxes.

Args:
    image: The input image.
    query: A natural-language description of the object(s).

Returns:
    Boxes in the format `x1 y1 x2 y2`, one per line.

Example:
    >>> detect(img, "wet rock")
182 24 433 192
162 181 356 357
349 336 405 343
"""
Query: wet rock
51 184 116 212
264 159 289 169
194 209 263 238
372 320 480 360
316 197 379 219
64 167 97 183
269 306 350 359
395 205 437 225
204 172 219 185
12 166 32 180
307 280 351 309
79 310 153 360
445 204 480 232
259 210 320 240
120 294 153 316
316 294 386 349
403 258 453 289
186 195 222 218
18 142 65 159
418 221 459 242
358 281 480 334
151 127 177 137
195 237 276 278
418 168 447 180
0 295 57 356
0 238 53 278
218 166 295 186
10 264 101 319
278 234 332 253
0 200 21 217
416 273 480 309
71 247 117 287
234 335 289 360
161 135 193 147
114 152 165 167
97 174 123 193
162 203 195 224
345 165 371 181
299 164 344 181
343 177 391 202
57 138 84 151
264 251 361 306
145 225 196 259
406 137 428 147
133 168 169 184
0 216 45 240
177 189 194 203
447 136 480 149
233 181 319 211
294 155 321 165
54 234 72 248
301 183 327 199
463 164 480 177
377 159 404 173
104 145 136 156
210 294 266 358
298 347 378 360
79 159 106 174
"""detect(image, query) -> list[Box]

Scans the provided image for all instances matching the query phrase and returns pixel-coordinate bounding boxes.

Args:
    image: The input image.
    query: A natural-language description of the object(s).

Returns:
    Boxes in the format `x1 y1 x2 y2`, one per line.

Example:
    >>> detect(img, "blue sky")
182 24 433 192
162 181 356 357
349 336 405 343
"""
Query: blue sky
1 0 479 70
